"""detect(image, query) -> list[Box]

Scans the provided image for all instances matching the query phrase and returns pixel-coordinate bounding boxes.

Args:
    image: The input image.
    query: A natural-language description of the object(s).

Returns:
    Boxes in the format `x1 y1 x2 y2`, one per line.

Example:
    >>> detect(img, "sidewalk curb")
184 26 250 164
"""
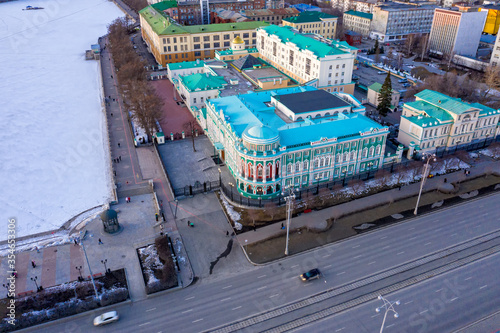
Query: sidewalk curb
453 308 500 333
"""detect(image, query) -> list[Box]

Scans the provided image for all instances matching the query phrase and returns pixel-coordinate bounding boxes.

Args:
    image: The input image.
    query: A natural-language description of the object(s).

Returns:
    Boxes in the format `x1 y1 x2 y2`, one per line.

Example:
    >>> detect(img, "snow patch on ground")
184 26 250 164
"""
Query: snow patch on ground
138 244 163 285
221 196 241 222
0 0 124 241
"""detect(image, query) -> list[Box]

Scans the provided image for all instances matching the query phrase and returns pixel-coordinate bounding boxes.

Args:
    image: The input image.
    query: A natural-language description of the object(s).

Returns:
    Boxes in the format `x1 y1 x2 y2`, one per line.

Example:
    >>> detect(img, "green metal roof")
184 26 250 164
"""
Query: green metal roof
140 5 267 35
216 47 258 56
282 11 337 24
401 115 443 127
368 82 397 93
168 60 205 70
405 101 453 122
150 0 177 11
179 73 227 92
260 25 347 58
344 10 373 20
470 102 498 116
414 89 476 115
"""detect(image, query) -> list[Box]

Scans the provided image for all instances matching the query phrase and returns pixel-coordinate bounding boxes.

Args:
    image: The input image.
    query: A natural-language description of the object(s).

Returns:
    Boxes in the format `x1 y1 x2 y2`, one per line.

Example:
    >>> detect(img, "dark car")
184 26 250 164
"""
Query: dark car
300 268 321 282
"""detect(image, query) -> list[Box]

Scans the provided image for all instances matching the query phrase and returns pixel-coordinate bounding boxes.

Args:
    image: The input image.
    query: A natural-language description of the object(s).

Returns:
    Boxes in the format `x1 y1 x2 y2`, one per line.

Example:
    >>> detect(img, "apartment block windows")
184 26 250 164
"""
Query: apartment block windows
204 43 210 48
261 36 265 51
203 36 210 42
213 35 219 41
194 37 200 42
273 42 277 56
305 58 311 75
224 34 230 40
289 50 294 65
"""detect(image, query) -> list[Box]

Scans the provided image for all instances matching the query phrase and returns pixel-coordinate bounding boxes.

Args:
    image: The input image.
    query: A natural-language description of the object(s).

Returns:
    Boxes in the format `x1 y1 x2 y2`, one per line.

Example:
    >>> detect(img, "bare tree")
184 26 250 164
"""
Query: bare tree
247 209 259 228
384 47 394 67
182 119 202 152
264 201 277 220
418 34 428 61
375 169 391 187
480 65 500 100
404 34 415 56
301 191 315 210
409 161 423 181
394 164 408 186
129 81 164 141
348 178 365 195
442 156 455 172
318 187 331 205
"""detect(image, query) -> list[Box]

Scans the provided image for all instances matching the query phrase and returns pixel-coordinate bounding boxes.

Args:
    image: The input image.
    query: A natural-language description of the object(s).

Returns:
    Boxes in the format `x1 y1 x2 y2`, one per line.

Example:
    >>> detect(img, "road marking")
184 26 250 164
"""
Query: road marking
232 306 242 310
435 228 442 232
450 297 458 302
291 265 299 268
257 286 267 291
258 275 267 278
371 314 379 318
408 227 415 230
222 285 232 289
465 277 472 281
475 225 481 228
354 255 362 259
420 310 428 314
352 245 360 248
424 242 432 246
380 236 388 239
386 324 395 328
192 319 203 323
139 322 150 327
323 254 331 258
182 309 193 314
382 245 391 250
368 261 376 265
146 308 156 312
337 271 346 275
324 264 332 268
458 220 466 224
335 328 345 332
450 233 458 237
409 237 417 241
270 294 280 298
397 251 405 255
404 301 413 305
480 285 488 289
435 289 443 293
220 297 231 302
185 296 195 300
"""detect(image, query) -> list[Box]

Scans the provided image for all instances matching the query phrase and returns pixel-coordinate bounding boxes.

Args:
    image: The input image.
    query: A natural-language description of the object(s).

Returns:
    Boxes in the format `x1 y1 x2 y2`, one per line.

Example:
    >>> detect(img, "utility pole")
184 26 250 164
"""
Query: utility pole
80 231 99 303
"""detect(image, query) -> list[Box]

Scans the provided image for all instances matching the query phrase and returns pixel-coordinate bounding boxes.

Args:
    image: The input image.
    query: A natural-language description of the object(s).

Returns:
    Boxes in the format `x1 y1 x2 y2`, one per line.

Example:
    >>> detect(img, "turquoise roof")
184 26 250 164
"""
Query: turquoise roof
179 73 227 92
168 60 205 70
243 125 279 144
260 25 348 58
208 86 386 149
283 11 337 24
216 47 258 56
405 101 453 122
470 102 498 116
401 115 443 128
344 10 373 20
368 82 397 93
414 89 477 115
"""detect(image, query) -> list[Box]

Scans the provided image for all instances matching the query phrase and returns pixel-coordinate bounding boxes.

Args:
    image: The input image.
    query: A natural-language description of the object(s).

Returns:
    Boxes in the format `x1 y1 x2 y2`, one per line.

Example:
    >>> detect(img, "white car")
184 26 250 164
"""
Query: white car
93 311 119 326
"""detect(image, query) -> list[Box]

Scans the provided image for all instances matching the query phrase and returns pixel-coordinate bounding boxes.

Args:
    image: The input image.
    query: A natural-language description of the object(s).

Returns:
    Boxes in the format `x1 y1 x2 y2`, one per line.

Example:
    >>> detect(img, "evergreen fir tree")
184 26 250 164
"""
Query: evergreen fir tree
374 39 379 53
377 73 392 117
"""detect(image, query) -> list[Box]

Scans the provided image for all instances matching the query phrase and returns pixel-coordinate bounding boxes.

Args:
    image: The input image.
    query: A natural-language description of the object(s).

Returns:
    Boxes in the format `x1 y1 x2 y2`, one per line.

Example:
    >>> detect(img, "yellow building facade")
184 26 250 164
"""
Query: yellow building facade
480 6 500 35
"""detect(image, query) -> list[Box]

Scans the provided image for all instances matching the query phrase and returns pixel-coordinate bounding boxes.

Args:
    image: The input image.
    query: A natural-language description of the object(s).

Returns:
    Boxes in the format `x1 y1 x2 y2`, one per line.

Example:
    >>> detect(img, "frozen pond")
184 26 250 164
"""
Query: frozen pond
0 0 124 240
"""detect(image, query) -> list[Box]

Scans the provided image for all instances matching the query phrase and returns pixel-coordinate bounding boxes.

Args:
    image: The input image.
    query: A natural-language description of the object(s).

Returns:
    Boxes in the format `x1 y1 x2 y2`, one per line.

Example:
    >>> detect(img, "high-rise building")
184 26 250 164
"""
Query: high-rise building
428 8 487 58
256 25 357 94
370 3 436 42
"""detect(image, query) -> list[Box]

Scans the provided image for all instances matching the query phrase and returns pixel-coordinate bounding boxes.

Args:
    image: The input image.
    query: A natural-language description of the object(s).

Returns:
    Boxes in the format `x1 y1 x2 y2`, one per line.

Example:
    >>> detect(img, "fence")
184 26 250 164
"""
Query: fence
173 180 221 198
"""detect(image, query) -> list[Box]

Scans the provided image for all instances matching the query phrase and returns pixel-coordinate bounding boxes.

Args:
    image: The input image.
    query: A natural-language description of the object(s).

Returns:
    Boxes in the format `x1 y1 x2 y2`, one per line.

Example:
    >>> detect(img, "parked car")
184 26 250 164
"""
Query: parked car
377 71 386 75
402 82 412 87
300 268 321 282
398 78 408 83
94 311 119 326
352 75 359 81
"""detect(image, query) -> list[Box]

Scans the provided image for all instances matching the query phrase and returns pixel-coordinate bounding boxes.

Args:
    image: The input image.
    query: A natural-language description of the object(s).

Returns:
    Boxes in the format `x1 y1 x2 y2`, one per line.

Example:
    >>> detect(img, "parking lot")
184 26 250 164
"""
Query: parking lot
354 63 411 94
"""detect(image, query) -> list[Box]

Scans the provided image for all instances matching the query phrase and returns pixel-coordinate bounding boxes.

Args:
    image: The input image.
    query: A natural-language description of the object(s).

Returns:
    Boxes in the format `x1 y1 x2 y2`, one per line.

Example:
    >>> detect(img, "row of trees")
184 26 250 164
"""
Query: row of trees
107 18 164 141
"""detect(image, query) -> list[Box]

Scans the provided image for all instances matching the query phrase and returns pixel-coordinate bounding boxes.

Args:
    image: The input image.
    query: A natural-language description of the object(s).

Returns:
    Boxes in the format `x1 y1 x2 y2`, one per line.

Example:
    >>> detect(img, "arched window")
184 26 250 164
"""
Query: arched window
350 151 355 160
287 163 292 174
343 152 349 162
241 160 245 176
362 148 368 158
275 160 280 178
248 162 253 177
257 164 263 178
325 156 330 166
375 145 381 155
369 147 374 157
320 157 325 167
313 158 319 169
295 161 300 172
303 160 309 170
267 163 272 179
336 154 341 163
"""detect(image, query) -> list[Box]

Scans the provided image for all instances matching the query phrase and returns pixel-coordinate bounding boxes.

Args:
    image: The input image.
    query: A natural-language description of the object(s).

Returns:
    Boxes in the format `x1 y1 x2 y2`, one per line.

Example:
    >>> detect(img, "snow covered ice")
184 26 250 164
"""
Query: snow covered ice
0 0 124 241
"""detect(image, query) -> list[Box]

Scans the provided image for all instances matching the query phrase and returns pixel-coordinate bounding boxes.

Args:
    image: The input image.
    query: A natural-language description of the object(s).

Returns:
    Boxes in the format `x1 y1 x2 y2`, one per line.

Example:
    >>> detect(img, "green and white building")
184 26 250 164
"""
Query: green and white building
205 86 389 198
397 90 500 154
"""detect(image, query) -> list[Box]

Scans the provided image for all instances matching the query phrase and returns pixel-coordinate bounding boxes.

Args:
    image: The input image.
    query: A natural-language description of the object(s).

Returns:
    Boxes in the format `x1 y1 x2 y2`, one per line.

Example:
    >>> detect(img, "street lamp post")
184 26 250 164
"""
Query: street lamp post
228 182 234 201
375 295 400 333
414 153 436 215
80 231 99 302
282 185 296 256
76 266 83 281
218 168 222 186
31 276 40 292
101 259 108 273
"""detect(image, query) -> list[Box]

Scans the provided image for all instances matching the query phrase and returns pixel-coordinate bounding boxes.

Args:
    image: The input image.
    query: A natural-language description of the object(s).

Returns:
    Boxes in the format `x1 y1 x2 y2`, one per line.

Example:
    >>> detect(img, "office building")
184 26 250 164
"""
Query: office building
343 10 373 37
282 11 338 39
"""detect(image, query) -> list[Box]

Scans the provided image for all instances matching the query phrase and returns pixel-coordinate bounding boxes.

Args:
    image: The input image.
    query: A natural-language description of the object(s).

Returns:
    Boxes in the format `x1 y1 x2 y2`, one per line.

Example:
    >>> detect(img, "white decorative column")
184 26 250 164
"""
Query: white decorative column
253 162 257 182
272 160 276 181
263 161 267 183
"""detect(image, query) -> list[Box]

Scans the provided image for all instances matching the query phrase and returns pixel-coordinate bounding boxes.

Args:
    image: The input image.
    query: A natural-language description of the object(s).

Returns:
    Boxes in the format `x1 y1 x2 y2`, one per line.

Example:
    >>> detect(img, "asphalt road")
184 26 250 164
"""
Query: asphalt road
303 251 500 333
23 193 500 333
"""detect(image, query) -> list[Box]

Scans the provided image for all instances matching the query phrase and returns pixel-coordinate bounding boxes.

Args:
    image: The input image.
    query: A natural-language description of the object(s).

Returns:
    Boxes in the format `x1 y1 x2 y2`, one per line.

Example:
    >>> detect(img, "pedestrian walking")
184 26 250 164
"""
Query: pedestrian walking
226 231 229 237
111 113 113 117
119 156 121 161
187 221 190 227
444 178 447 183
31 260 36 268
118 143 121 148
111 75 113 79
281 223 285 229
35 246 40 253
98 238 103 245
74 238 78 246
113 171 116 176
112 98 116 102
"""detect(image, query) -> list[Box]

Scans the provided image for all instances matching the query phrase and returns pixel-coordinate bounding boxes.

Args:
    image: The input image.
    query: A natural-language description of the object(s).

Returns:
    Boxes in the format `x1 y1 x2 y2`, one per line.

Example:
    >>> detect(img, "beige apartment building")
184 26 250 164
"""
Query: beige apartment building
343 10 373 37
282 11 338 40
139 4 267 66
491 33 500 67
242 8 299 25
256 25 357 94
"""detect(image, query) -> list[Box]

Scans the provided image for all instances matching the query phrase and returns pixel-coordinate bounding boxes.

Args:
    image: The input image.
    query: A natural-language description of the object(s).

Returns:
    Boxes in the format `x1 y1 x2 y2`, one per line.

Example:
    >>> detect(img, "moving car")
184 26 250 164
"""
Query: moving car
398 78 408 83
402 82 412 87
94 311 119 326
300 268 321 282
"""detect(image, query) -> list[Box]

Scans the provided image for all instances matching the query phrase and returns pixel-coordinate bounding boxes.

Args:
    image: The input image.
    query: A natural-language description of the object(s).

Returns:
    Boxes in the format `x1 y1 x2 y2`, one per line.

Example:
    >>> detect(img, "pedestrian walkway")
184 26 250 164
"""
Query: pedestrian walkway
235 159 500 247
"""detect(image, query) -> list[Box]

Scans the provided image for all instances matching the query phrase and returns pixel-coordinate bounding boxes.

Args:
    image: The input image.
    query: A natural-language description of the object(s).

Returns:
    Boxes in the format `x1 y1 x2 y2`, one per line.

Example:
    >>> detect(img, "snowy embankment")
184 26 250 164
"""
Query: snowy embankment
0 0 124 242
